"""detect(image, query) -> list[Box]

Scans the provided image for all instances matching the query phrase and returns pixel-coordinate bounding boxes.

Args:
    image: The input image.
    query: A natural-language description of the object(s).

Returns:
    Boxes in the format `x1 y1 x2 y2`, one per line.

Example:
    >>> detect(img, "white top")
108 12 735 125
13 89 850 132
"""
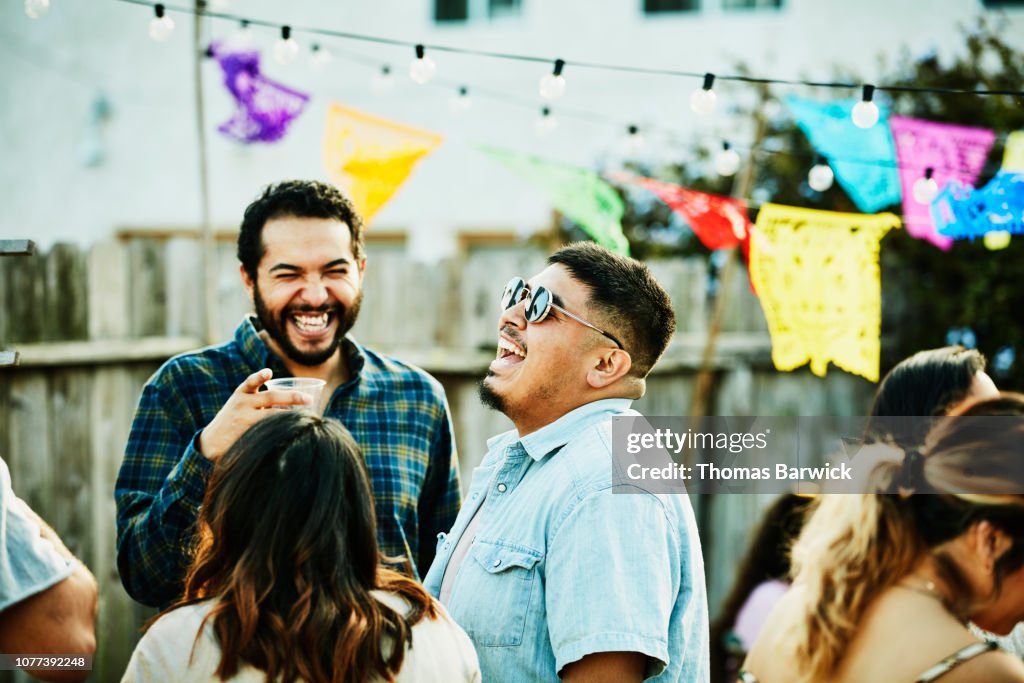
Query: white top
121 591 481 682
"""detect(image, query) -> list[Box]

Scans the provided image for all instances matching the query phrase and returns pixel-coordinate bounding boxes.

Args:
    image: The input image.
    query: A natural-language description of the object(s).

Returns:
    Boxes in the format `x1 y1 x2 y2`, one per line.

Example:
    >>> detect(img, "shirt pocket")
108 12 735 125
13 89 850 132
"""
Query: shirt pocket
453 539 543 647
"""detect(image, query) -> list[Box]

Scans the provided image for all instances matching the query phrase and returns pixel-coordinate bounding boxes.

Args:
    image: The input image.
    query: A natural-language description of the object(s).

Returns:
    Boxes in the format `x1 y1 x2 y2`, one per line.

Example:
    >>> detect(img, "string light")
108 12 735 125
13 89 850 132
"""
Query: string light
808 157 835 192
851 84 880 129
118 0 1024 101
149 4 175 42
912 167 940 204
621 124 645 156
450 86 472 114
535 106 557 137
539 59 566 101
310 43 333 70
274 26 299 65
715 142 741 177
984 231 1011 251
690 73 716 116
409 44 436 85
371 65 395 95
24 0 50 19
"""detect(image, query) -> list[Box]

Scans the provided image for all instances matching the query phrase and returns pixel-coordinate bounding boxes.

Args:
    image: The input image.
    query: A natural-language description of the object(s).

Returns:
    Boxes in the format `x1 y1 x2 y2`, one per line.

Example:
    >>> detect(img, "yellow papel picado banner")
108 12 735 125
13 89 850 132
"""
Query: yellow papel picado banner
749 204 901 382
323 104 443 224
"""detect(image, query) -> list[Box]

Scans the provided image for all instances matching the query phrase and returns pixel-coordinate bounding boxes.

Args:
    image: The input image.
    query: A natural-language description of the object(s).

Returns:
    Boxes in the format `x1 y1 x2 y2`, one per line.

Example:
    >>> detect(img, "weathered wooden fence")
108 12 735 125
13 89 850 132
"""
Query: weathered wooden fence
0 237 875 681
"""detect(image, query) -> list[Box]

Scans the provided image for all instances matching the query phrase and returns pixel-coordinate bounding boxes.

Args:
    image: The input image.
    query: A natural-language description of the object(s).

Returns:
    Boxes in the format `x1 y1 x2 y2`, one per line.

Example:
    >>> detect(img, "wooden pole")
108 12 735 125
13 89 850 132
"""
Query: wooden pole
194 1 218 345
688 84 771 419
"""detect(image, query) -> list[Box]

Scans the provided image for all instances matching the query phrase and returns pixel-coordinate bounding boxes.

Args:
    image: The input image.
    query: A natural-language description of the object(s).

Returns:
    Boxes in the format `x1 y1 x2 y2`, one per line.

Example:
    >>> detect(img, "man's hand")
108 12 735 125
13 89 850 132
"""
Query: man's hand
196 369 312 461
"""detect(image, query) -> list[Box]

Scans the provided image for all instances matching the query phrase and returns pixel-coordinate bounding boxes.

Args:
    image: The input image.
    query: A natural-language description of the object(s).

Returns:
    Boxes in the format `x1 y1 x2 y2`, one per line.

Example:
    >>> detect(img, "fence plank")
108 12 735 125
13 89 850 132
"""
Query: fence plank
88 240 129 339
127 239 167 337
44 244 89 342
3 249 46 344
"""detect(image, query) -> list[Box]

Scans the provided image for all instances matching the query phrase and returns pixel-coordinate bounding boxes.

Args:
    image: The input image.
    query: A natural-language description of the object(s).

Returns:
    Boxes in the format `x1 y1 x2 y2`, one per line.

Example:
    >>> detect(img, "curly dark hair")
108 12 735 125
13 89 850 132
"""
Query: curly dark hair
237 180 365 280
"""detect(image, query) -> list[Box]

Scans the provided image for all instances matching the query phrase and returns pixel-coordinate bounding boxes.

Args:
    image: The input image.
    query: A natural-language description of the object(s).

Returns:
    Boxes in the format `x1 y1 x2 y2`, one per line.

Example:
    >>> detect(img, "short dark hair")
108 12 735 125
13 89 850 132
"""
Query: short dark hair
237 180 364 280
870 346 986 418
865 345 987 448
548 242 676 377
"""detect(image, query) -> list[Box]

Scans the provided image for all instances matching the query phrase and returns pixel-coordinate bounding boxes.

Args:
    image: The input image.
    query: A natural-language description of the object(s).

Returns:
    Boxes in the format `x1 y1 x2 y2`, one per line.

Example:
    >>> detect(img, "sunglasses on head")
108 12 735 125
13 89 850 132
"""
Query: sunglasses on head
501 277 623 350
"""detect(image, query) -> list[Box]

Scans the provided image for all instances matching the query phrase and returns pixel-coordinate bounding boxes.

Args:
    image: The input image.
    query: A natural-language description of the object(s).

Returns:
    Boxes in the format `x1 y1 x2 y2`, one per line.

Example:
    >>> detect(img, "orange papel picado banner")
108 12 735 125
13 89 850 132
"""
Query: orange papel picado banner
749 204 901 382
323 103 443 223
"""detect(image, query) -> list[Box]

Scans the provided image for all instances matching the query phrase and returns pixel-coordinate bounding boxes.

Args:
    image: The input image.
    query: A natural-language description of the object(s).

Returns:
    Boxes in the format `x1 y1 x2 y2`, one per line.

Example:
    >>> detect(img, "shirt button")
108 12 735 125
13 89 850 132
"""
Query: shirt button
497 483 507 493
492 559 501 568
472 492 479 499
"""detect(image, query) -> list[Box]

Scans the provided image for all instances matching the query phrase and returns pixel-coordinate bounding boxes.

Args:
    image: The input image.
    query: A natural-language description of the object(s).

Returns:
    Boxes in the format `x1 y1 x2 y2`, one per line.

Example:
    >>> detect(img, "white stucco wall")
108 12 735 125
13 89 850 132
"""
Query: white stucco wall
2 0 1022 259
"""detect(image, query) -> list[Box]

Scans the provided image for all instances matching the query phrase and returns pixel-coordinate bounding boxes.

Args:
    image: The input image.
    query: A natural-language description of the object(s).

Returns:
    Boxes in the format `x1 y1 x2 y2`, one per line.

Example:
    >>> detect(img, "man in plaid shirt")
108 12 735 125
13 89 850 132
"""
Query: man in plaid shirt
115 180 461 608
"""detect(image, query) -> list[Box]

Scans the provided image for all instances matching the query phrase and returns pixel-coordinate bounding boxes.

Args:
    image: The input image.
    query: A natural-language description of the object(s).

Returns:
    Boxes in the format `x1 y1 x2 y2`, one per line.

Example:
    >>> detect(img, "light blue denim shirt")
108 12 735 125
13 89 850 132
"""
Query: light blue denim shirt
424 398 709 682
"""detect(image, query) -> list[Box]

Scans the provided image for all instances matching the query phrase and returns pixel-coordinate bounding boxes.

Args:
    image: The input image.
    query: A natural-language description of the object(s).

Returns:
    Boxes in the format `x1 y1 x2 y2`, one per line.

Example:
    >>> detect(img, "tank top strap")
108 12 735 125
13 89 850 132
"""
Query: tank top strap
915 640 999 682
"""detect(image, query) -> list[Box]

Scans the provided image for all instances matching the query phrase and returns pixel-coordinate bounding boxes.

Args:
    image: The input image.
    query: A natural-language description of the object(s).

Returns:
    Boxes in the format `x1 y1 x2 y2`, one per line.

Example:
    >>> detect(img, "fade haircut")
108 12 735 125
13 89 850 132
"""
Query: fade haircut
237 180 364 281
548 242 676 378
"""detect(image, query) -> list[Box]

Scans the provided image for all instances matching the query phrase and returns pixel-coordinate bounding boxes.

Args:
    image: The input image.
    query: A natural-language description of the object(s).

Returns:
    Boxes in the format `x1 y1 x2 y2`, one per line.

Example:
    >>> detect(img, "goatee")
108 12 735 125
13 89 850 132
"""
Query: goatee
478 374 507 414
254 284 363 367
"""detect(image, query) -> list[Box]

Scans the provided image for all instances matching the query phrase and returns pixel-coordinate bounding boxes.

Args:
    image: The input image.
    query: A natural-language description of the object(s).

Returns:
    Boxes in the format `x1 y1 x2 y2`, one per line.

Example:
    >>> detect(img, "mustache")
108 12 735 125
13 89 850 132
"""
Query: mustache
283 303 343 315
500 325 527 353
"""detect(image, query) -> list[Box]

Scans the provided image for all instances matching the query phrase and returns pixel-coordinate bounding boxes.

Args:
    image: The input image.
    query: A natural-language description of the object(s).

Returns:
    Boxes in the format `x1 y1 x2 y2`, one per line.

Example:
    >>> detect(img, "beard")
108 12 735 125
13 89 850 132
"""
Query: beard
253 283 363 367
478 373 508 414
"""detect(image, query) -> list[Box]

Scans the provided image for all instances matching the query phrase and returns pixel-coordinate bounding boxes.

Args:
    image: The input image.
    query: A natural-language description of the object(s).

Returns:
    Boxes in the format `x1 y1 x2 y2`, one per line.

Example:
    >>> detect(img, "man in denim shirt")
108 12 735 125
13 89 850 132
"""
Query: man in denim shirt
425 242 709 682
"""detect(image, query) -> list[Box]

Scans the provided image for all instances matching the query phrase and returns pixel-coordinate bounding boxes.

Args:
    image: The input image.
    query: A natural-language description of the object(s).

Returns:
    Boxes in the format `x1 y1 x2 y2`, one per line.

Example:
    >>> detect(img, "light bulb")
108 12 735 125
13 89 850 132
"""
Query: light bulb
535 107 557 137
715 142 741 177
149 4 175 42
912 168 939 204
24 0 49 19
984 231 1011 251
372 65 395 96
409 44 436 84
539 59 566 100
851 84 879 129
274 27 299 65
310 44 333 71
808 160 834 192
689 73 716 116
449 87 472 115
621 125 644 156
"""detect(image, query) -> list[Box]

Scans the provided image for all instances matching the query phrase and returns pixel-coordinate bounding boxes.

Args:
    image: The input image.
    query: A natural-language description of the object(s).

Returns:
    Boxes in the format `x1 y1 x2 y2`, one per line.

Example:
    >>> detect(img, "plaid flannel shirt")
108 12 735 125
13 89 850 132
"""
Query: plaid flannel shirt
115 317 461 608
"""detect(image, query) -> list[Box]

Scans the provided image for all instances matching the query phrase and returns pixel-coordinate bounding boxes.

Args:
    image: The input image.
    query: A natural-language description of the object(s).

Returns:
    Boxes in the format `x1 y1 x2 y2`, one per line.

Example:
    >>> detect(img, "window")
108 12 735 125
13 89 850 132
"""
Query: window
488 0 522 18
723 0 781 7
435 0 468 22
643 0 699 13
434 0 522 23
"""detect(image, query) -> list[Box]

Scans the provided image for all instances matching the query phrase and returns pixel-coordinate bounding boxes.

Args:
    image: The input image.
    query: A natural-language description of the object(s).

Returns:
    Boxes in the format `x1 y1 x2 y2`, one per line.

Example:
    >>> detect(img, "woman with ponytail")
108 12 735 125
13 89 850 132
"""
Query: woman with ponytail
122 411 481 683
740 393 1024 683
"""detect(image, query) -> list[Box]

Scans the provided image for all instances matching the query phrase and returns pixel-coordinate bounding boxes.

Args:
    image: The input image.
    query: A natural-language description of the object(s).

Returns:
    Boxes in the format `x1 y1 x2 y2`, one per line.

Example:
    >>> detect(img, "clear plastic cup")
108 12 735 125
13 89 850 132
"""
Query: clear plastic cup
264 377 326 412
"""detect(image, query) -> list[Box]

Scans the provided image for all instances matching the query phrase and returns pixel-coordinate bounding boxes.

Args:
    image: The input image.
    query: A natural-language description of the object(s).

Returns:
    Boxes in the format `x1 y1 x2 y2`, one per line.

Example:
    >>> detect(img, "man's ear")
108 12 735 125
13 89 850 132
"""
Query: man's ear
586 348 632 389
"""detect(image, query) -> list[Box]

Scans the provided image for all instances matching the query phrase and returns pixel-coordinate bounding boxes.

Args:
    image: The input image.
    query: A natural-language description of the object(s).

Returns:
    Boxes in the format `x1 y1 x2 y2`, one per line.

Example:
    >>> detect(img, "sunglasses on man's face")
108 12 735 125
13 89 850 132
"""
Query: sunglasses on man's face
500 277 624 350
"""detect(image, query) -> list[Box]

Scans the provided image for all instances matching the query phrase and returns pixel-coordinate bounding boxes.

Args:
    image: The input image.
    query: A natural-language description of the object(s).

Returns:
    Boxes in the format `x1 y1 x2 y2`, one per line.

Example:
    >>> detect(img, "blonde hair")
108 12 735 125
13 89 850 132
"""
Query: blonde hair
782 393 1024 683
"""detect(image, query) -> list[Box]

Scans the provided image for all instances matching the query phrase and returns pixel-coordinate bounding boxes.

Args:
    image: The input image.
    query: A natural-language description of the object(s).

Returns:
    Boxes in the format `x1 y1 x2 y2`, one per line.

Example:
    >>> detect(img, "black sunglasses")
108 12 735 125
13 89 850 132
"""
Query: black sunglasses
501 277 623 350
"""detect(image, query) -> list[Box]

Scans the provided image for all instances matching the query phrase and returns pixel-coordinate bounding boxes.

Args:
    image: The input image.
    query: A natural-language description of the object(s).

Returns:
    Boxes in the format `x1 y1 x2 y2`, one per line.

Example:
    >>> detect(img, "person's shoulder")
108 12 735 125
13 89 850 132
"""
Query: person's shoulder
357 345 447 396
150 337 241 386
939 645 1024 683
145 601 216 639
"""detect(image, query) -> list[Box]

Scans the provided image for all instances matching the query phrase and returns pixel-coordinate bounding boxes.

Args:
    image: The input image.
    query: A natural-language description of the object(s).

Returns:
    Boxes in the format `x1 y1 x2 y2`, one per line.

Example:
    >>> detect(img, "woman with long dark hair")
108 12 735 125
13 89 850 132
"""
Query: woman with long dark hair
740 394 1024 683
122 411 480 683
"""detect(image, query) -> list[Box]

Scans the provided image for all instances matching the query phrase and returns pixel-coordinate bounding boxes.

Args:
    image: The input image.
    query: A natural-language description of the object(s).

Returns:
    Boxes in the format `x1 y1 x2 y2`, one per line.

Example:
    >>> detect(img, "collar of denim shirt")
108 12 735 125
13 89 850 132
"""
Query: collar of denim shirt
484 397 634 463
